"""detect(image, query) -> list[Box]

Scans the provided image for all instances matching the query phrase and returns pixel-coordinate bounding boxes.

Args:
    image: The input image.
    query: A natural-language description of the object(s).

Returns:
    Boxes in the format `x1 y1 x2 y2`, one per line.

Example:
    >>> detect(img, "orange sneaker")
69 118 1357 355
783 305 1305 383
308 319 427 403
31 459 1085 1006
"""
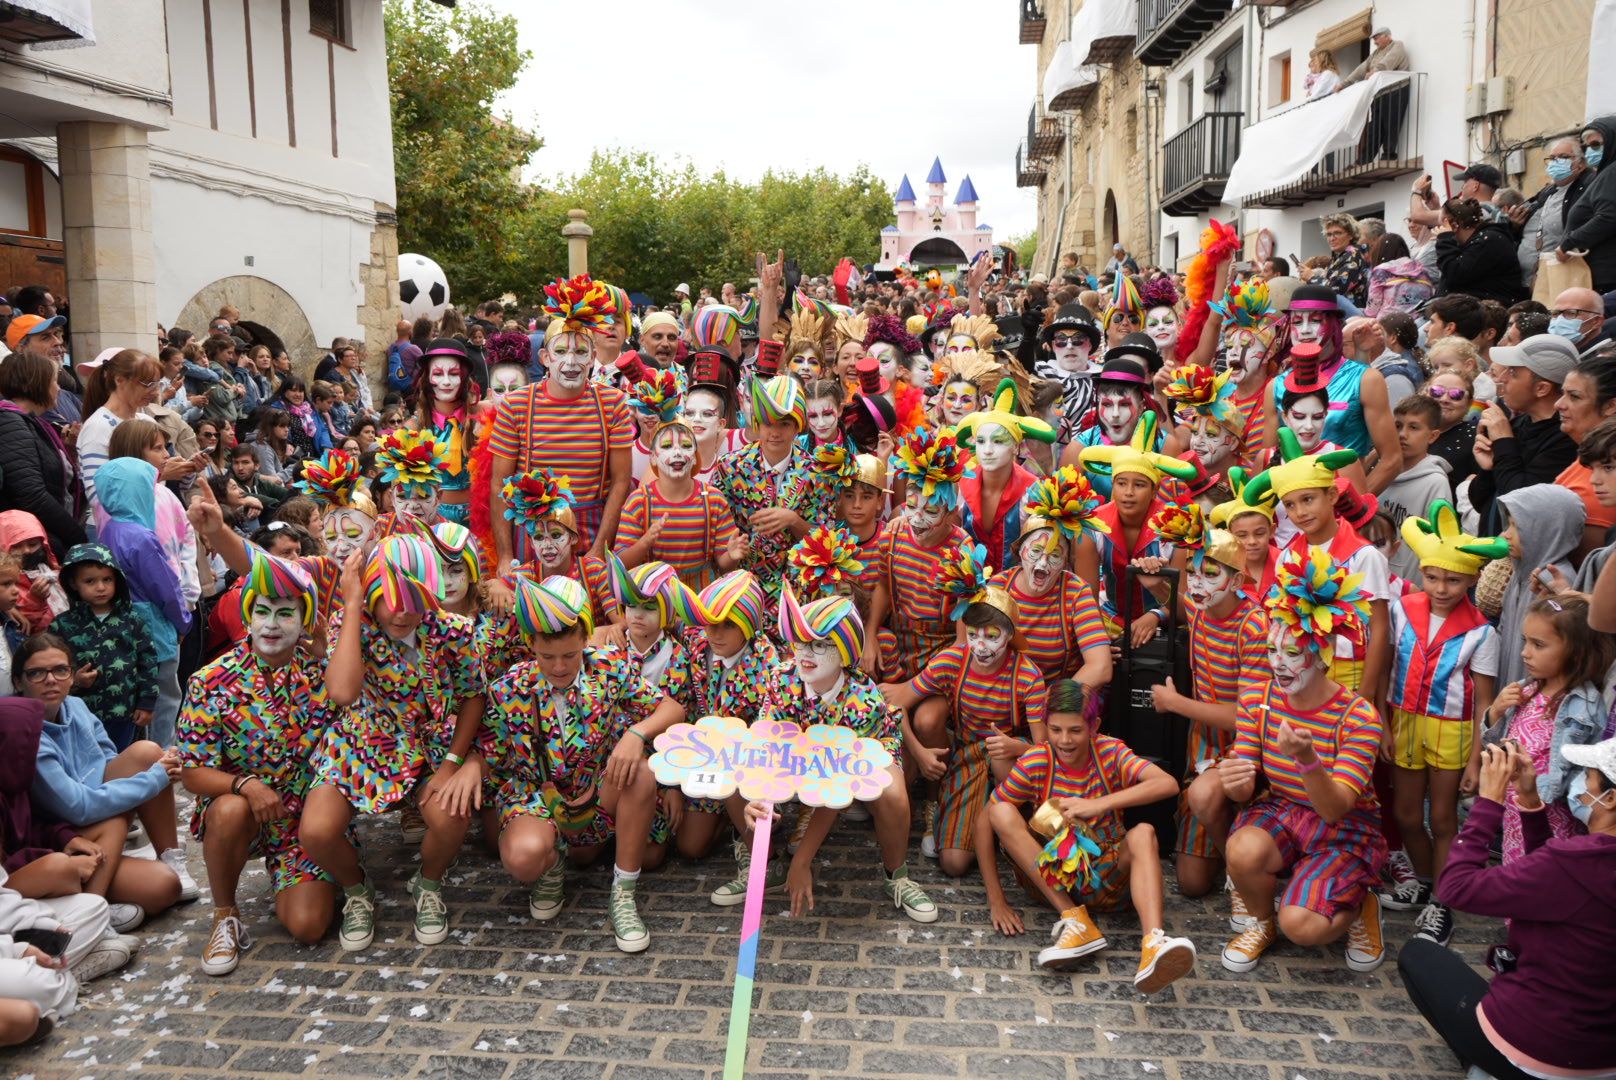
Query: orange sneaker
1221 916 1278 973
1345 891 1385 971
1036 905 1107 971
1134 927 1197 994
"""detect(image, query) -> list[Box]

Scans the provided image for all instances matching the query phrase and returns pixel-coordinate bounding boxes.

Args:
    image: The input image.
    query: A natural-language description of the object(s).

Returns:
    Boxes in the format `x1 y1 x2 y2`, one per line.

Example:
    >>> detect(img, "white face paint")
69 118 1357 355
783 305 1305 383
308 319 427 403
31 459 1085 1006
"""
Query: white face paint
1097 387 1143 444
429 359 463 405
248 596 303 658
653 427 696 478
966 623 1010 668
909 352 933 390
904 490 945 538
322 508 373 564
1145 306 1179 349
944 334 976 356
534 521 575 571
972 421 1017 472
1223 331 1267 383
871 342 901 384
684 392 724 441
789 350 821 382
792 639 843 693
1187 416 1241 470
489 364 527 401
440 561 471 606
1018 532 1066 595
1290 312 1326 346
395 489 440 522
940 382 979 426
1284 398 1328 452
623 603 662 647
1186 562 1235 608
1267 624 1323 695
806 397 841 443
546 332 593 391
1049 331 1093 375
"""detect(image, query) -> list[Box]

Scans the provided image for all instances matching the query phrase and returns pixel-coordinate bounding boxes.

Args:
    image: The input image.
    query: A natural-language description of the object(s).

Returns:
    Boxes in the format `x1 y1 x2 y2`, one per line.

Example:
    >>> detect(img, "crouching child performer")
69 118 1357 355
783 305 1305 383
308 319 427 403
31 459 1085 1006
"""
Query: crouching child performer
481 575 684 953
985 678 1196 991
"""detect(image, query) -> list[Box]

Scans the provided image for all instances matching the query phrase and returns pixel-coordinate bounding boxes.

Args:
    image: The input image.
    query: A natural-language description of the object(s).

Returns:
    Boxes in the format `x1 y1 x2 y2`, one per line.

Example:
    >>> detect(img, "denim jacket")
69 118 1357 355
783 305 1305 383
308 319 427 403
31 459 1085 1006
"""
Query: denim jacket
1508 681 1608 806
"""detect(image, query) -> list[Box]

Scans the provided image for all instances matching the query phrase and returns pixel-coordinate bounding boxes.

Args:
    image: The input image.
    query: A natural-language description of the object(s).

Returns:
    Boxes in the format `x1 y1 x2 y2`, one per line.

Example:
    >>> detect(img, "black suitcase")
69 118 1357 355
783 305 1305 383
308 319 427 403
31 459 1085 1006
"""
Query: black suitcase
1103 564 1192 849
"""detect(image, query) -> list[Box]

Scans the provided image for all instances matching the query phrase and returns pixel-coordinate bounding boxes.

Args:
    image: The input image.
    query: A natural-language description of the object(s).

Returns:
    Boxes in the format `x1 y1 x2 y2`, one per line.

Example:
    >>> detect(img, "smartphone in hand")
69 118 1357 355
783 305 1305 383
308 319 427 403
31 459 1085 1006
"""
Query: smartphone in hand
14 927 72 958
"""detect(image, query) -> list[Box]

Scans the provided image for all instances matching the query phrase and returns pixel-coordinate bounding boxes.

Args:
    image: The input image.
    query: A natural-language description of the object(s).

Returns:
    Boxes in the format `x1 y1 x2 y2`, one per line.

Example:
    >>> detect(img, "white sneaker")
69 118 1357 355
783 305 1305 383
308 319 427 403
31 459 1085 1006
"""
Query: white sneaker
842 801 871 823
72 935 133 981
160 847 201 902
108 902 145 932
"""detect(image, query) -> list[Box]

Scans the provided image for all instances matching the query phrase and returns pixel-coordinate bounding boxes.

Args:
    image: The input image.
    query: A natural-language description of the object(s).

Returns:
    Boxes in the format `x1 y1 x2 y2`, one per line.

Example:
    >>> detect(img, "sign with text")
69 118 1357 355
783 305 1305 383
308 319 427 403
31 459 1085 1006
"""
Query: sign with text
649 716 894 809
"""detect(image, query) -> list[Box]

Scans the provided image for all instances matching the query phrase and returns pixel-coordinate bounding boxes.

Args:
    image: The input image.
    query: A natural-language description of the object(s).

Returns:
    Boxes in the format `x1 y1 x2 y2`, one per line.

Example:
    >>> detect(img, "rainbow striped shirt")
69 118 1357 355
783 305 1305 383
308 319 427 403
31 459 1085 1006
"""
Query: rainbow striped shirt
990 567 1109 681
1234 380 1272 470
912 643 1048 741
881 523 970 633
615 480 739 590
1187 595 1270 762
992 738 1149 848
488 382 634 505
1230 680 1382 810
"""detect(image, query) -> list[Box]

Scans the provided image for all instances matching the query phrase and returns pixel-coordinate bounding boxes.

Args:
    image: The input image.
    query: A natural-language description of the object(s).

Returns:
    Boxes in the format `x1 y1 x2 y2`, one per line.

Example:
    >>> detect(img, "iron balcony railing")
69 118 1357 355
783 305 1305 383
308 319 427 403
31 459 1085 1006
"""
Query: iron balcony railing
1017 141 1047 187
1161 111 1242 216
1135 0 1230 67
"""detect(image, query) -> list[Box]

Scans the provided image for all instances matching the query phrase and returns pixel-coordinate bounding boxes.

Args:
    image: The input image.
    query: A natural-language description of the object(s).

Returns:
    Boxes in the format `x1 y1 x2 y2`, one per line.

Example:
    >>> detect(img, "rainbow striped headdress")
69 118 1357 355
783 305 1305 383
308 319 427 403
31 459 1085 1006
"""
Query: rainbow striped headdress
606 554 682 627
749 374 807 431
514 574 594 640
792 289 837 321
429 520 481 585
296 450 376 517
1103 274 1144 329
542 275 617 340
1078 411 1200 489
364 534 445 615
778 584 864 669
375 429 446 497
1267 545 1370 660
240 549 317 635
787 525 866 600
670 570 766 640
1161 363 1243 436
690 305 742 355
1210 466 1276 526
501 468 578 538
627 366 686 423
1243 428 1360 502
601 283 631 336
736 293 760 329
891 426 973 510
1021 466 1109 552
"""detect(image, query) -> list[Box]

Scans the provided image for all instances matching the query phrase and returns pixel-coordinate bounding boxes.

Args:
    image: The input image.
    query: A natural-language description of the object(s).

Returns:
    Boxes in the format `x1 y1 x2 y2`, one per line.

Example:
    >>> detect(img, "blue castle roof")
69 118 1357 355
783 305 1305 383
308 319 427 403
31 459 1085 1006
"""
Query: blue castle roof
954 175 979 204
882 225 899 233
894 174 916 202
926 157 947 184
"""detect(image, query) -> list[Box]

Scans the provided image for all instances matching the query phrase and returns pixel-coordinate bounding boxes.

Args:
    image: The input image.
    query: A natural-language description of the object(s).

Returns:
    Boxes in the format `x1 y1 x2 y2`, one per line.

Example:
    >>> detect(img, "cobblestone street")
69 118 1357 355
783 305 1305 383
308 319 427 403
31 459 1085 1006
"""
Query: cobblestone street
10 812 1473 1080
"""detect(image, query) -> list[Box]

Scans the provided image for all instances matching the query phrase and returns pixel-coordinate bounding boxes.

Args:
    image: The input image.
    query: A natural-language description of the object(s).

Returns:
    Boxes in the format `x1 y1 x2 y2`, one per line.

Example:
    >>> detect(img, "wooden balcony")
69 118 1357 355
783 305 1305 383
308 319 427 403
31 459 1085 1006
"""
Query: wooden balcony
1020 0 1047 43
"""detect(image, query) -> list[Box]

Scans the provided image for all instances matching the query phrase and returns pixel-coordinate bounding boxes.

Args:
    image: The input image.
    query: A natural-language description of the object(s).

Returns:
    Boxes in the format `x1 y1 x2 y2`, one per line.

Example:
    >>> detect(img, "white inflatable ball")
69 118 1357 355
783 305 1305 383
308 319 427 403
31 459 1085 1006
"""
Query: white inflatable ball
399 253 450 323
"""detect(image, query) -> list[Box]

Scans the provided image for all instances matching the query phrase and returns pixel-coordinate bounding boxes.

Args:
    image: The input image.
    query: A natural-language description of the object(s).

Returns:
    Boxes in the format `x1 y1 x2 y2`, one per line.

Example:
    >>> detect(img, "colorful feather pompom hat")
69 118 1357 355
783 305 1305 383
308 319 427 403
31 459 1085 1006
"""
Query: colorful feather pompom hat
1161 363 1244 437
297 449 376 518
787 525 867 600
1021 466 1109 552
778 583 864 669
542 275 617 340
501 468 578 538
375 429 447 498
1266 545 1370 660
890 425 973 511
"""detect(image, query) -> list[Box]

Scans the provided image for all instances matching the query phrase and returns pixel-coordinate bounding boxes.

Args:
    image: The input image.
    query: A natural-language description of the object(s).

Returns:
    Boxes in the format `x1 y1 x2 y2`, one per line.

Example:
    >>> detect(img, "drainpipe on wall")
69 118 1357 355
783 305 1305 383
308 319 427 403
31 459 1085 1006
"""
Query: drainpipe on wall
1050 113 1073 276
1144 72 1158 263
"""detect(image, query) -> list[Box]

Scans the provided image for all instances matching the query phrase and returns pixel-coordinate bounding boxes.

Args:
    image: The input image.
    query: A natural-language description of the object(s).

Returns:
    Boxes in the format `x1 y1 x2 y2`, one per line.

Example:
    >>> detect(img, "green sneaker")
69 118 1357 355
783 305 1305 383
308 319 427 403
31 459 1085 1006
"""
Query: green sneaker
608 878 649 953
408 872 449 945
710 836 786 907
528 865 565 922
338 880 376 952
883 863 939 924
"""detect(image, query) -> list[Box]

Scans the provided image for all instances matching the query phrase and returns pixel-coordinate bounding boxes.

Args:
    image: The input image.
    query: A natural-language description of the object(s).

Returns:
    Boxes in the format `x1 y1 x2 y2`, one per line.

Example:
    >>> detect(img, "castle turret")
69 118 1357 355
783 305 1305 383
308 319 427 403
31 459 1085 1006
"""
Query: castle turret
954 175 979 231
894 174 917 234
926 157 946 207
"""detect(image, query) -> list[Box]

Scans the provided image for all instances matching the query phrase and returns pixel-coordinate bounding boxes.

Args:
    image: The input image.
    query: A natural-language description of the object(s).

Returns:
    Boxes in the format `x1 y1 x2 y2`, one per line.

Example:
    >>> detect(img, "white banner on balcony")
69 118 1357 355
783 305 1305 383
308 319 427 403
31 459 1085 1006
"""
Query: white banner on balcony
1041 40 1099 110
1221 70 1412 203
1071 0 1136 64
1590 0 1616 118
10 0 95 49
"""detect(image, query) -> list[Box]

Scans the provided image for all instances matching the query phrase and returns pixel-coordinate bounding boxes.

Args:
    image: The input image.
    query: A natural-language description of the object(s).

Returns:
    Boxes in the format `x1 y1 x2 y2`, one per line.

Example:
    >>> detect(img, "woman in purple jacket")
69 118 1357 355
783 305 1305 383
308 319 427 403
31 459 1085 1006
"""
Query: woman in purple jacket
1400 737 1616 1079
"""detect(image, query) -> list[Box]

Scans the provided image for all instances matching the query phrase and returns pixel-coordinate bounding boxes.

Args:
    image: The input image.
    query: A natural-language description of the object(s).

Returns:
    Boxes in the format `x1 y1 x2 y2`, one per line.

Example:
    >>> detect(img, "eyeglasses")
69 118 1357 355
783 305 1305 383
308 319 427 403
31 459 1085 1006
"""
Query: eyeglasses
1546 154 1577 163
1551 308 1599 319
1324 229 1350 239
1427 386 1468 401
137 378 160 389
21 664 72 684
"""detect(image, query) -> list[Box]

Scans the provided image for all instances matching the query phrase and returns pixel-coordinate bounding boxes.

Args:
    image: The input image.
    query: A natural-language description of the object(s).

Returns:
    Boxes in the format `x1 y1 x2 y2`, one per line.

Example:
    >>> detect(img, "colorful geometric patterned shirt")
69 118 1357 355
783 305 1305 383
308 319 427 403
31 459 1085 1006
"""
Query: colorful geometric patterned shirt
765 667 903 758
1230 679 1383 811
680 629 786 725
710 442 837 598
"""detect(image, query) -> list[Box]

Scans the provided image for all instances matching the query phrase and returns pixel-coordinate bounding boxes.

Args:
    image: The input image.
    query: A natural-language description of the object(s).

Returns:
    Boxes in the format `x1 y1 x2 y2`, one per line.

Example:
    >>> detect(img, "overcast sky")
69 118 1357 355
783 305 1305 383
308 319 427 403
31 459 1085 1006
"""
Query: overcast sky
485 0 1041 241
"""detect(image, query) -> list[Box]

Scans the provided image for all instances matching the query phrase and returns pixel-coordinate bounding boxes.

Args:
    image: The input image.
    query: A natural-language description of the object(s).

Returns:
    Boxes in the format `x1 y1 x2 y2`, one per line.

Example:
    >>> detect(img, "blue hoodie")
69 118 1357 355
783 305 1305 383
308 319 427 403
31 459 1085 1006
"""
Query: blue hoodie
95 458 190 663
32 696 168 826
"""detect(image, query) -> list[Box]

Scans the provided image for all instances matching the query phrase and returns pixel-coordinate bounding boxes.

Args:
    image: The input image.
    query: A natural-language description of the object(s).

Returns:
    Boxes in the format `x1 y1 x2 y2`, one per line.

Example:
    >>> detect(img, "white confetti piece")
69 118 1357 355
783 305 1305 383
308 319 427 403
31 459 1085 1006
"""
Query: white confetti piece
504 1038 519 1047
950 966 963 980
1005 1028 1018 1035
475 1042 491 1052
377 968 395 979
303 1054 318 1066
408 980 429 990
555 1003 569 1013
1317 1033 1334 1043
802 1011 814 1023
1104 1031 1119 1042
1141 1064 1159 1074
408 1005 429 1018
204 1041 219 1050
340 1046 352 1054
64 1048 89 1059
1035 1016 1049 1026
302 1030 322 1042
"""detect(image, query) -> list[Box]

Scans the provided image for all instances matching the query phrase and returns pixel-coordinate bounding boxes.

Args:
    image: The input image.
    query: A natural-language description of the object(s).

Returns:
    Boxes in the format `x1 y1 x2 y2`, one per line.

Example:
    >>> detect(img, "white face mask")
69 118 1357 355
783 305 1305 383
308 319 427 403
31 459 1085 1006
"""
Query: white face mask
871 342 901 384
395 490 440 522
1188 418 1240 470
1284 401 1328 451
806 398 840 442
440 562 470 606
905 494 945 537
653 430 696 478
684 394 724 441
623 604 662 646
489 365 527 400
323 509 373 564
972 422 1016 472
1145 307 1179 348
1187 563 1235 608
248 597 303 658
546 333 593 391
1097 388 1143 443
1267 626 1321 695
534 522 574 570
429 359 463 405
789 351 821 381
966 624 1010 667
1290 312 1326 346
1050 334 1093 375
1018 535 1064 595
1223 332 1266 382
792 639 842 692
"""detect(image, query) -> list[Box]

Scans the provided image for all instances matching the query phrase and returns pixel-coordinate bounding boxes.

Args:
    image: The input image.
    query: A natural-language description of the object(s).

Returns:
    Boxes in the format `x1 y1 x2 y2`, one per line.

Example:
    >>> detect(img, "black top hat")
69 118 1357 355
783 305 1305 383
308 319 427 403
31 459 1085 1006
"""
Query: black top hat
1102 333 1163 373
1040 303 1102 349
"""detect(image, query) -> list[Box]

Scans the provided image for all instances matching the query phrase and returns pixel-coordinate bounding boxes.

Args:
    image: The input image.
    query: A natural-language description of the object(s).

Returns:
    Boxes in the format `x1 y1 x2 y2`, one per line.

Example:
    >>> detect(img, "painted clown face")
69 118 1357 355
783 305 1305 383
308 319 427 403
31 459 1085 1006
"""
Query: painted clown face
944 333 977 356
1145 307 1179 351
322 508 373 564
972 421 1017 473
870 342 902 385
429 358 463 406
806 394 841 443
1267 622 1324 696
653 425 697 478
789 349 822 382
1096 386 1145 444
489 363 528 401
1283 395 1329 452
1187 415 1241 471
966 622 1010 668
909 352 933 393
395 487 440 523
533 520 576 572
940 381 979 427
792 638 843 693
1289 311 1328 347
546 331 594 392
684 390 725 442
1017 531 1067 596
440 559 471 607
247 595 303 660
623 602 662 647
1222 330 1269 384
1186 560 1236 609
1049 329 1093 375
924 328 948 360
903 489 948 541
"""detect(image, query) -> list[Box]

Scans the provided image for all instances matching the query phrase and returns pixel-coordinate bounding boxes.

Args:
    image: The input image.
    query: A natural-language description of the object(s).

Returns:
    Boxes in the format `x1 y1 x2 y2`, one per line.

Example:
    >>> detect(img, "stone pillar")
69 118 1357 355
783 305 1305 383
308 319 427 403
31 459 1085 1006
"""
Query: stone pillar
562 209 593 276
57 122 158 360
355 206 400 404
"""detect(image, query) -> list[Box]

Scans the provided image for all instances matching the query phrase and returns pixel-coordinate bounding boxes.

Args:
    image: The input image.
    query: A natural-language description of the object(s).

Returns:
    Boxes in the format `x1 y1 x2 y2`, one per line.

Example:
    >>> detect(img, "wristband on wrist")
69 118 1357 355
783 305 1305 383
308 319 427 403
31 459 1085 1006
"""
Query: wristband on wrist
1297 755 1324 775
232 775 250 796
627 728 649 747
444 752 466 767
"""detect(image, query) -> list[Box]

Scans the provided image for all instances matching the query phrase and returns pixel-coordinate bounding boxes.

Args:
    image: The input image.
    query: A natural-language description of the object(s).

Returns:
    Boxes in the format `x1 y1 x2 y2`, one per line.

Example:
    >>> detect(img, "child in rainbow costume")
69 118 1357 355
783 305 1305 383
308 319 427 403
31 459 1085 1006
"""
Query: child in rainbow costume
955 378 1059 573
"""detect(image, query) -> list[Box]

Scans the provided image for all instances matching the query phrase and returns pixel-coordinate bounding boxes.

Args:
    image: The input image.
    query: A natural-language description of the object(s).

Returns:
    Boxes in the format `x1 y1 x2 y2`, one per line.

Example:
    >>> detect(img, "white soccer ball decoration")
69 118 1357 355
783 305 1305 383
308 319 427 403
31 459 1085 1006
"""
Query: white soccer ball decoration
399 253 450 323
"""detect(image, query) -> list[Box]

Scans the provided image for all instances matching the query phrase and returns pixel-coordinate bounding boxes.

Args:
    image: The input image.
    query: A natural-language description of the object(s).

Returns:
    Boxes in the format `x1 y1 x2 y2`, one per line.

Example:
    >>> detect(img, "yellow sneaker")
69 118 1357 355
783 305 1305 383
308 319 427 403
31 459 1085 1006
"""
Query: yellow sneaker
1036 905 1107 971
1134 927 1197 994
1221 916 1278 973
1345 891 1386 972
1228 878 1255 932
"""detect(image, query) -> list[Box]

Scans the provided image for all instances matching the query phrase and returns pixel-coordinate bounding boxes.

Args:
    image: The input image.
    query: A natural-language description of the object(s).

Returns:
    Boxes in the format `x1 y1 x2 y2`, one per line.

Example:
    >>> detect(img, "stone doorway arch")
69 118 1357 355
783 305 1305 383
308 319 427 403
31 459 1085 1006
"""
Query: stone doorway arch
171 275 320 380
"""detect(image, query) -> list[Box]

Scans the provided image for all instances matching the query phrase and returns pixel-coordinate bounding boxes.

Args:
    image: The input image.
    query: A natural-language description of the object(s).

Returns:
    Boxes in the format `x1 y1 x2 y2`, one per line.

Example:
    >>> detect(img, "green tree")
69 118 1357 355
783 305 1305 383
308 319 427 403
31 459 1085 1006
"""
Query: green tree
1006 230 1038 268
385 0 540 301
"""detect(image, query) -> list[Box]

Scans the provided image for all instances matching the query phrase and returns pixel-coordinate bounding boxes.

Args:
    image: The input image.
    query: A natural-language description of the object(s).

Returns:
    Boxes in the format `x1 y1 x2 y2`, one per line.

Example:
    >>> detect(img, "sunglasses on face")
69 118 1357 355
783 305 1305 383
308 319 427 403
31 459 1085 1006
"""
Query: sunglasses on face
1427 386 1468 401
1051 333 1088 347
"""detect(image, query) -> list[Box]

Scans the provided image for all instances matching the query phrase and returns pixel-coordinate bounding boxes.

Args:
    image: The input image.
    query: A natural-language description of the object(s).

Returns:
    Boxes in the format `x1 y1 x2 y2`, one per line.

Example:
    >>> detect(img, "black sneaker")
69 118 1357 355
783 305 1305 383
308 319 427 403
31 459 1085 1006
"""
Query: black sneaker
1412 901 1454 947
1375 878 1430 911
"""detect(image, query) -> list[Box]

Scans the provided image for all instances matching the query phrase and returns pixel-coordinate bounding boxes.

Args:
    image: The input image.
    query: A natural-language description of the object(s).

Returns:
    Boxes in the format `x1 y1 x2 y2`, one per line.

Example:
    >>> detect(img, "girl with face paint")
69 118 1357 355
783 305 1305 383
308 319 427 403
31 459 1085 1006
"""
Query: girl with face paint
615 420 746 590
409 341 479 527
1272 287 1393 467
863 316 928 437
955 379 1059 573
831 310 869 384
681 386 745 482
371 429 447 538
784 304 831 385
618 358 686 485
1139 276 1184 369
803 380 846 448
